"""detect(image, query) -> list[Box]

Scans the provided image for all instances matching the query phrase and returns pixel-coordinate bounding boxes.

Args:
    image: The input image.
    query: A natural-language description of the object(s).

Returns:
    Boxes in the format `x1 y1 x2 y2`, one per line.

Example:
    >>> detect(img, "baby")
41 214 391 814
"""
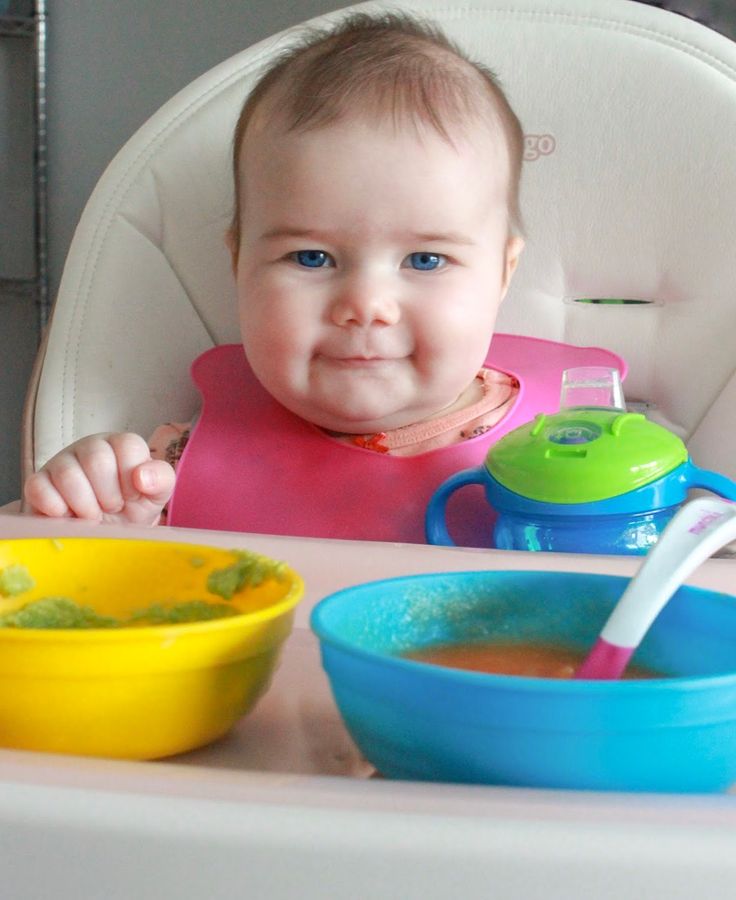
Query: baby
23 12 620 545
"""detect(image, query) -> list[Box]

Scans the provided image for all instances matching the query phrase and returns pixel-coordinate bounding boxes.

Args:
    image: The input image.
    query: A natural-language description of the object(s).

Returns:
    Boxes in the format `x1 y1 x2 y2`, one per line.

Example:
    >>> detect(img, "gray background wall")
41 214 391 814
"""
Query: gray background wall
1 0 735 505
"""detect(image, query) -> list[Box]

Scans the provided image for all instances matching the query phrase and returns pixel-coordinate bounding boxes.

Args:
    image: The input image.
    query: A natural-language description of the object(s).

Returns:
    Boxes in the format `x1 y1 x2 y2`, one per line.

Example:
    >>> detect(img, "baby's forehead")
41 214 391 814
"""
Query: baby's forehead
245 96 513 173
237 112 513 234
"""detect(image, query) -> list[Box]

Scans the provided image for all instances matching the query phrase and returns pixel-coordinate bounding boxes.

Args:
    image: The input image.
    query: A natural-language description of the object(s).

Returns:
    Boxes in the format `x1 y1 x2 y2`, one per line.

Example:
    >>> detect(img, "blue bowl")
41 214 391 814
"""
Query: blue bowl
310 571 736 793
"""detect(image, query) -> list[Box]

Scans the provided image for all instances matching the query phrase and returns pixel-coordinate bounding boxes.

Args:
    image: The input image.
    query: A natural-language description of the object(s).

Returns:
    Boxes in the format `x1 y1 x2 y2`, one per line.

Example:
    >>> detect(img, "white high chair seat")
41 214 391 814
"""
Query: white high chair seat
25 0 736 483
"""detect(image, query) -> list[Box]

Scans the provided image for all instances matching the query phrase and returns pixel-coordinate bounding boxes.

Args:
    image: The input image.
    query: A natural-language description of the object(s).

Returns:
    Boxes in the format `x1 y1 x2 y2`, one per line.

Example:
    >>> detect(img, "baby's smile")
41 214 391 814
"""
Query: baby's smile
326 356 399 365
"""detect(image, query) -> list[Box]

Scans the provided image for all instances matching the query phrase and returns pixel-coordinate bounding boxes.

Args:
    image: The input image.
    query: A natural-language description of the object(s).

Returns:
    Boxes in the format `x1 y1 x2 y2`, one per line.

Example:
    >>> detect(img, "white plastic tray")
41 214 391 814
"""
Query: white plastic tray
2 512 736 899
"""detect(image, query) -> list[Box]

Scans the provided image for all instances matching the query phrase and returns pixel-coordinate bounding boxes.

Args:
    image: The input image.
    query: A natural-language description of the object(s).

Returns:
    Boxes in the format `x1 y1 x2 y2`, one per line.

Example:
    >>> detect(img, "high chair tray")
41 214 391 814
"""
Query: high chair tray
1 512 736 900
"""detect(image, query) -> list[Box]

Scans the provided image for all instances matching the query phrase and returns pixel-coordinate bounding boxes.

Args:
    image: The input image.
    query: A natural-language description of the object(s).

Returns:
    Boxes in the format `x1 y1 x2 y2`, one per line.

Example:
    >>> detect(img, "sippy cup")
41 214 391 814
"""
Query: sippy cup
425 367 736 555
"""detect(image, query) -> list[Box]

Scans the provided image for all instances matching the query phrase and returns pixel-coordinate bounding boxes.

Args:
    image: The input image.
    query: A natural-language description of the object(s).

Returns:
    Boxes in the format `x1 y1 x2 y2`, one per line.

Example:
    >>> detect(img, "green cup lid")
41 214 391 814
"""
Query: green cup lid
486 409 687 503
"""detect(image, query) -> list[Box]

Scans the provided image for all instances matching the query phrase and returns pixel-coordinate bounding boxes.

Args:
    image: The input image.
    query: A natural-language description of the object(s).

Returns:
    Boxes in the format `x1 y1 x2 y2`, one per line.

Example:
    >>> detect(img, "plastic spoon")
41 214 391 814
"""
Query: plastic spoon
575 496 736 680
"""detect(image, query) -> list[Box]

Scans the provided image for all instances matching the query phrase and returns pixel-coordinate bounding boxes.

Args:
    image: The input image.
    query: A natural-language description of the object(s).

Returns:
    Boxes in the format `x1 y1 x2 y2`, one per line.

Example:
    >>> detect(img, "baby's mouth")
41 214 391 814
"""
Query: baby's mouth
323 355 399 368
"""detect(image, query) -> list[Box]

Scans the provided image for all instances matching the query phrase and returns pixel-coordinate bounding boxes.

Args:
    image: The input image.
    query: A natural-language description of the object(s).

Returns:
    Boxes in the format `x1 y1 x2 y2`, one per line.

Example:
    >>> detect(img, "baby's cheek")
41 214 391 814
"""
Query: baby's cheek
416 308 486 356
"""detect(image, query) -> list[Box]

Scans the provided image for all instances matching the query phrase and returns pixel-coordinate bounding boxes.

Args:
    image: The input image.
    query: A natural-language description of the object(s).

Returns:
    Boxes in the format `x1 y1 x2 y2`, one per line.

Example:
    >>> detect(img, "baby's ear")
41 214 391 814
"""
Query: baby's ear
224 228 239 274
501 235 524 296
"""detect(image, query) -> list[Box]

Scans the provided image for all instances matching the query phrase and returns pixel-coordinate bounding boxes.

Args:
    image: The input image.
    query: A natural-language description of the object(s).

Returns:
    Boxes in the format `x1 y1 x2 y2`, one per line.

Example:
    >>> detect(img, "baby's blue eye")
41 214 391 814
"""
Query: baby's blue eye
406 252 445 271
293 250 333 268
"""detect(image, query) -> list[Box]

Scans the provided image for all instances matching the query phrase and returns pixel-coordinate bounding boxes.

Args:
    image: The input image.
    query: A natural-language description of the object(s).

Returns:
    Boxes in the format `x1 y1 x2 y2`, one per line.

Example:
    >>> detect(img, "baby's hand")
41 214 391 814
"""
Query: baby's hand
23 433 175 526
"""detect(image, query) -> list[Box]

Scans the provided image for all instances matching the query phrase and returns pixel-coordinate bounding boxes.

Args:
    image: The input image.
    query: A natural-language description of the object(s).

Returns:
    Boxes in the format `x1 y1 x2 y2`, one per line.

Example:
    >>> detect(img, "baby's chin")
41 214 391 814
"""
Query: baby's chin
289 401 420 436
309 412 409 435
269 377 452 433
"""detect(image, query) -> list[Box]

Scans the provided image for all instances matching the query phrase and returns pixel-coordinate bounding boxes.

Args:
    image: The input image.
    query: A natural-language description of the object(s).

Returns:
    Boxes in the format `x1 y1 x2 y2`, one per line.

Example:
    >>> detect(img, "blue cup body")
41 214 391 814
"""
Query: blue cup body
425 459 736 554
493 505 677 555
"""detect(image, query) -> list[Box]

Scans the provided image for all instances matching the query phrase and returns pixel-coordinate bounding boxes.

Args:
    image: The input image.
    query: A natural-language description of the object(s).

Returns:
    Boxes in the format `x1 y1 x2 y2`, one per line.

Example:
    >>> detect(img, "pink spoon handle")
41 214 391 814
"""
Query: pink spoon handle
575 496 736 680
575 638 633 680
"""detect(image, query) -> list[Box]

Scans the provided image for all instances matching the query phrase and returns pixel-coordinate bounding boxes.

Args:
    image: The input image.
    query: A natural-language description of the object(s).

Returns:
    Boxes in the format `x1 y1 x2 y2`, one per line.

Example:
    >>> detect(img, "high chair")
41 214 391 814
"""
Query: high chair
23 0 736 487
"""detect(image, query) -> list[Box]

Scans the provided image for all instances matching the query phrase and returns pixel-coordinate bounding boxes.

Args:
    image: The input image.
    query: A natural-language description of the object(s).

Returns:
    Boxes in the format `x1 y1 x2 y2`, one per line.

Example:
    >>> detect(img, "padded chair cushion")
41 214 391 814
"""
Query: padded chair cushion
31 0 736 480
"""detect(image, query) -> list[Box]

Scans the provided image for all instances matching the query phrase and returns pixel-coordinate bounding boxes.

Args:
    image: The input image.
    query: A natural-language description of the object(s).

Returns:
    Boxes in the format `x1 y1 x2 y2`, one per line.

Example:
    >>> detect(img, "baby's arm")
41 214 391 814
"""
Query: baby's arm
23 433 175 526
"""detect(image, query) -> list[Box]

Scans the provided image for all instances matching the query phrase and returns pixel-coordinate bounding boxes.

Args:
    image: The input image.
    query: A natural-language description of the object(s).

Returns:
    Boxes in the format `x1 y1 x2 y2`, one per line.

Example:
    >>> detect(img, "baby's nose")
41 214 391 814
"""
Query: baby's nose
330 275 401 326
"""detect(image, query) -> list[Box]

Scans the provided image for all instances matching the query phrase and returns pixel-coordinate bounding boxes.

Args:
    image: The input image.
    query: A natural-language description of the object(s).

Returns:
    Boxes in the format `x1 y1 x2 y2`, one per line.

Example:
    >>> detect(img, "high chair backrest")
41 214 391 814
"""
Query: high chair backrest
25 0 736 482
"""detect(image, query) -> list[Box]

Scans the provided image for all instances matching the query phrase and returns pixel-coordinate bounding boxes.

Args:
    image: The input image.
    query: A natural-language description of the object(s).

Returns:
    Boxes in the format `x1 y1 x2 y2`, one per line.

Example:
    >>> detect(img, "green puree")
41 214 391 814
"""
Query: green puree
128 601 238 626
0 598 119 629
206 550 287 599
0 550 285 629
0 564 35 596
0 597 239 629
0 549 286 630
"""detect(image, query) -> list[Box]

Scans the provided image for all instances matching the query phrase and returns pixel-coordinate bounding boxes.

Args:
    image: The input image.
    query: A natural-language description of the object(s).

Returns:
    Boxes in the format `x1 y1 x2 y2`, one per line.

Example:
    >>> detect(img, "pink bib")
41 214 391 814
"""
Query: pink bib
167 335 625 546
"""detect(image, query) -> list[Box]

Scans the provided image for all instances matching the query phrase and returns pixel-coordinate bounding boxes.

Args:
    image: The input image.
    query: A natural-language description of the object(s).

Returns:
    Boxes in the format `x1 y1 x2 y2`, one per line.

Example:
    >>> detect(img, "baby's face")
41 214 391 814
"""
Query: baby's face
233 115 522 433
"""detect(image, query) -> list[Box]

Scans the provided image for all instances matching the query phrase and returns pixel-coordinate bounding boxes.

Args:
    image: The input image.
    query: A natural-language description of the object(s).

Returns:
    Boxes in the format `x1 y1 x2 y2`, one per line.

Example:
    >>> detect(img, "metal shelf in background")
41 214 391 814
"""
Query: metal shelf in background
0 1 49 336
33 0 49 332
0 15 34 38
0 277 37 299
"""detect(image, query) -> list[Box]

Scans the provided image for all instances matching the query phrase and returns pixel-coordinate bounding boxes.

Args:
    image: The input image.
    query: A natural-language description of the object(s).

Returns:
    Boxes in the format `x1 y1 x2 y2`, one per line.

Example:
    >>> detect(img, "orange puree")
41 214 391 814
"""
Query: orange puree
403 641 662 680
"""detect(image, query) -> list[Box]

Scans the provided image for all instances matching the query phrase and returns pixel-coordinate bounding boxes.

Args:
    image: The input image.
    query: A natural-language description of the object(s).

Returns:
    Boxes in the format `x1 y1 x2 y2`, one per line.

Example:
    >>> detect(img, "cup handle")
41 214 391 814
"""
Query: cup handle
684 461 736 501
425 467 488 546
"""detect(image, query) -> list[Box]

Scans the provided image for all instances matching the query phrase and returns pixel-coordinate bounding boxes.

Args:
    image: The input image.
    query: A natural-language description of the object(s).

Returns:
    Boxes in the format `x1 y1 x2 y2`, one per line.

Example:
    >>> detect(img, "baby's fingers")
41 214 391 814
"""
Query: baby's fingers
72 434 130 515
105 433 174 524
25 448 105 520
24 433 174 526
132 459 176 508
23 468 73 518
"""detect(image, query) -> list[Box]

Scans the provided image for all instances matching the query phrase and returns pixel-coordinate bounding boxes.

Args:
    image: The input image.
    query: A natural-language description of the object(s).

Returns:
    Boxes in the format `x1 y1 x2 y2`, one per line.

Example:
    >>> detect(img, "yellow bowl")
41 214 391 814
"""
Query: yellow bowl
0 537 303 759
